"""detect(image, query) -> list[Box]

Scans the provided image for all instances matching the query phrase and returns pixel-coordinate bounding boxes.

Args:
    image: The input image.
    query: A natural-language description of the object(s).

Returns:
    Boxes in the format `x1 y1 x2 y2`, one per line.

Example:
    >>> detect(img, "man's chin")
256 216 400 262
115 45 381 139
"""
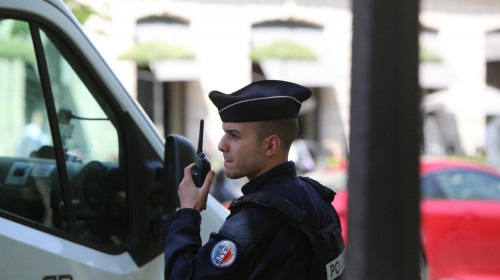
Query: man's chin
224 170 244 180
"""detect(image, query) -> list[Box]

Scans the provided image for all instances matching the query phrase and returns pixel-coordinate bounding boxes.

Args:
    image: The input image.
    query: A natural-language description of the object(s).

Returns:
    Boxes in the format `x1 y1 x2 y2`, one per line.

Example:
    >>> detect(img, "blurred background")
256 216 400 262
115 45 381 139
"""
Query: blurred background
66 0 500 278
72 0 500 171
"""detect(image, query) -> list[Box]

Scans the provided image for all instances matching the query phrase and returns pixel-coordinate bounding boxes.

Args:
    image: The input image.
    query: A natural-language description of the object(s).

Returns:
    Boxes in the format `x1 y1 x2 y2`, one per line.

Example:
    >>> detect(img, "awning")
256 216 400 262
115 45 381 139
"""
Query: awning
150 59 200 82
259 59 340 87
119 41 201 81
419 62 455 89
486 32 500 61
423 85 500 115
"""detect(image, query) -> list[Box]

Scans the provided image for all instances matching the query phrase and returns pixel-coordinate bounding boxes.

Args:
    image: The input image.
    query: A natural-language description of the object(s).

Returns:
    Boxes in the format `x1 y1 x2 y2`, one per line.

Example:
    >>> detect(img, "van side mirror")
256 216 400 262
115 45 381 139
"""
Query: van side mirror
163 134 196 214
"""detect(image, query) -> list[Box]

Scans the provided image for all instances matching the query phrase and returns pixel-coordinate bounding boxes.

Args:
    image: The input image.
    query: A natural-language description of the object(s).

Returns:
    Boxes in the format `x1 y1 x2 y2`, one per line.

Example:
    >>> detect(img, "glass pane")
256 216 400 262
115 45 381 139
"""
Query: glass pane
424 170 500 200
39 28 127 246
0 19 61 228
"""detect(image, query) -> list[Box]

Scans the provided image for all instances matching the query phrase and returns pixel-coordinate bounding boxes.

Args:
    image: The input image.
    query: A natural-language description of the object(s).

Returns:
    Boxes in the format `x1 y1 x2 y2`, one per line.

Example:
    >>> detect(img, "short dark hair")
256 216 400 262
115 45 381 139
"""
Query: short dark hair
254 118 298 152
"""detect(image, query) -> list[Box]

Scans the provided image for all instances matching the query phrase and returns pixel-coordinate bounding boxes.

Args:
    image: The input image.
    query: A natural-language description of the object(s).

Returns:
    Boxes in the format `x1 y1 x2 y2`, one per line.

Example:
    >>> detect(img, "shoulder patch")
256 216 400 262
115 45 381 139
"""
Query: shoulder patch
210 240 238 268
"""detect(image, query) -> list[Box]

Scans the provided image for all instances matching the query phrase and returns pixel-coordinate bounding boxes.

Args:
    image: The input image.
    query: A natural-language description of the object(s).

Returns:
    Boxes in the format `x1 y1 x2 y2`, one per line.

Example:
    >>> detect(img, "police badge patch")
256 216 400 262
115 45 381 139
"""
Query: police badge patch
211 240 237 268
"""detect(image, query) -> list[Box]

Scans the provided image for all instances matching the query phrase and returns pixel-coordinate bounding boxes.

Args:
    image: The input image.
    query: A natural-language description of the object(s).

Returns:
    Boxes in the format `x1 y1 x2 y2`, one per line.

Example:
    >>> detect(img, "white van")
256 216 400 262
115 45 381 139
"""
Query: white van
0 0 227 279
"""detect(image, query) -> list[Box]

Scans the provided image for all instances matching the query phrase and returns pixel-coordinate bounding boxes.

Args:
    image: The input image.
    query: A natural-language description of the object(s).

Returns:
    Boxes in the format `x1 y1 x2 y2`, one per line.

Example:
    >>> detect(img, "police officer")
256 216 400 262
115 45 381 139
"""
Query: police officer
164 80 345 279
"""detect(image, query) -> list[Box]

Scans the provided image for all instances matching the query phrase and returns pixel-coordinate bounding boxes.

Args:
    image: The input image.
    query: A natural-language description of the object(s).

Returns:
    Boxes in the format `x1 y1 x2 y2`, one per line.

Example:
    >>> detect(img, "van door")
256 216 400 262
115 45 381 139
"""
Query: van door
0 14 166 280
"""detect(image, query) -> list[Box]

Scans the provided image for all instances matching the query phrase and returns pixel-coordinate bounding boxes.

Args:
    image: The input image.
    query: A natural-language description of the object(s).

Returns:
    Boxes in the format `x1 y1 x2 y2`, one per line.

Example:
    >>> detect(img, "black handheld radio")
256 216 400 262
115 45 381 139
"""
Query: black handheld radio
192 119 211 187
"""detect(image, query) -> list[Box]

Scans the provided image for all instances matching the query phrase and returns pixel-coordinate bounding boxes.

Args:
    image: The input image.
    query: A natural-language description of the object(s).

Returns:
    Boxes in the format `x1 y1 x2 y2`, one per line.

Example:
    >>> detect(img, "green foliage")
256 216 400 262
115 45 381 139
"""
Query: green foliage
0 20 35 63
118 41 195 67
420 45 442 63
447 153 486 163
10 20 31 38
0 39 36 64
64 0 97 24
250 40 317 62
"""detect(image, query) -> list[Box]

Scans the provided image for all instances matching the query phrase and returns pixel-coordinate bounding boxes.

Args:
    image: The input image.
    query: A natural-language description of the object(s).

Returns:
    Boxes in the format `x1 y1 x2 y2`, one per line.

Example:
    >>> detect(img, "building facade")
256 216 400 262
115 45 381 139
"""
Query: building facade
81 0 500 167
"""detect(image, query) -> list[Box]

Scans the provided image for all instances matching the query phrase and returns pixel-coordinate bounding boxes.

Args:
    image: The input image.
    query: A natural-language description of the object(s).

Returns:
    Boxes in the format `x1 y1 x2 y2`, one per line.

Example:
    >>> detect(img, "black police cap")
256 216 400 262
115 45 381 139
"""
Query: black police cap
209 80 311 122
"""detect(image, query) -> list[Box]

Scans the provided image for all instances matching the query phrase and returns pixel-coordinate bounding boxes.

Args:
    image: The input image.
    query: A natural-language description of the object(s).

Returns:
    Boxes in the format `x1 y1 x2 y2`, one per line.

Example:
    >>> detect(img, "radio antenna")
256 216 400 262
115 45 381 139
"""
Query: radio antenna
197 119 204 154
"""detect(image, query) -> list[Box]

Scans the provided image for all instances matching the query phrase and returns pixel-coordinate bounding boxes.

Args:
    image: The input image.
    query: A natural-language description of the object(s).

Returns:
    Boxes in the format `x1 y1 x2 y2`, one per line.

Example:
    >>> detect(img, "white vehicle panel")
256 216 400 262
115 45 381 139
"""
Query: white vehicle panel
0 217 166 279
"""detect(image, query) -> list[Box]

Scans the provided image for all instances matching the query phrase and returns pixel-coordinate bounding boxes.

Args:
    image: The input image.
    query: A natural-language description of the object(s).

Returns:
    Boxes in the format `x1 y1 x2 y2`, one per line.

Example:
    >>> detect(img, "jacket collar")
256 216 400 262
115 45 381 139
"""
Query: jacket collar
241 161 297 195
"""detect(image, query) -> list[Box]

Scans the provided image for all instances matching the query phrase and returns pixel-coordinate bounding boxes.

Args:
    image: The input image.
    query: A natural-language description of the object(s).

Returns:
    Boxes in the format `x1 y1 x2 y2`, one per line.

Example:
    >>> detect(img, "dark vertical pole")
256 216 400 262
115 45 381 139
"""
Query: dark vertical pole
347 0 421 279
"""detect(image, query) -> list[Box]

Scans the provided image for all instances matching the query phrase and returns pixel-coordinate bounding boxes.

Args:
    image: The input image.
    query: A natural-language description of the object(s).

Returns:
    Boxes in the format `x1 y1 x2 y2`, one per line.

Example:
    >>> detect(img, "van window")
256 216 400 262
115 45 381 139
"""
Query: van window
0 18 127 248
0 19 55 224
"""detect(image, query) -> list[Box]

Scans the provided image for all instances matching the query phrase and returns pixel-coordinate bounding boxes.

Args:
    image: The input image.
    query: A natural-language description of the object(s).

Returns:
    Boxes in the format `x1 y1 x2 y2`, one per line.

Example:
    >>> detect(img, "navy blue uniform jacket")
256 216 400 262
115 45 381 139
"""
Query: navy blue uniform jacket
164 161 344 279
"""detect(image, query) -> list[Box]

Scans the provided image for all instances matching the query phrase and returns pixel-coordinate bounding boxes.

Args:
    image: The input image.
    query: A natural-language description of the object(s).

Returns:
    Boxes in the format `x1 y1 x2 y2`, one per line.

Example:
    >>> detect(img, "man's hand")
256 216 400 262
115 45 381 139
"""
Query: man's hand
178 163 215 212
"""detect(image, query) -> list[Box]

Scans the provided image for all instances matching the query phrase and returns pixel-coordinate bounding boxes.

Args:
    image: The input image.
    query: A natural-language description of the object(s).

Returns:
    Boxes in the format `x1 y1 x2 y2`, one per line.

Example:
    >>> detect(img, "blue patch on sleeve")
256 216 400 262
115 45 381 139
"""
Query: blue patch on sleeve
210 240 237 268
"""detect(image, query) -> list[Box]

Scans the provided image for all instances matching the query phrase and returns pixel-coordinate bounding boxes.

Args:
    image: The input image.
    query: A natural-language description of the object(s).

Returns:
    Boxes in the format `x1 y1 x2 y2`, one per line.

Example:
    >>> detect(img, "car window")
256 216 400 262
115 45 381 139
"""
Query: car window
0 18 126 248
421 175 446 199
422 169 500 200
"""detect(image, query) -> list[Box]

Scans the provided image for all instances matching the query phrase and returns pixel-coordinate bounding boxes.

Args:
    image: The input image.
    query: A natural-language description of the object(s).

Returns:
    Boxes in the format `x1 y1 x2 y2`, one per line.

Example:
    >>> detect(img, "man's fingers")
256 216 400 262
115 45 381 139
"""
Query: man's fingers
178 166 214 212
197 171 215 212
184 163 196 178
201 170 215 188
200 170 215 193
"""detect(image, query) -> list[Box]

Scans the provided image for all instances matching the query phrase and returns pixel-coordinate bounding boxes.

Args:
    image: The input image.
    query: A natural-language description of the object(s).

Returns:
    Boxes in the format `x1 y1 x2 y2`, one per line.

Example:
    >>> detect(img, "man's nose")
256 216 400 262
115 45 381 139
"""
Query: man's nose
218 137 226 152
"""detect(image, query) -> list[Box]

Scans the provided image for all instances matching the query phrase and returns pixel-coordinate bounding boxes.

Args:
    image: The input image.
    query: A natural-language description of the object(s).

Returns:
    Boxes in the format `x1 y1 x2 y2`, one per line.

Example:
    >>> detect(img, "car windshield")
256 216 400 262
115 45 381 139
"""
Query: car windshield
422 168 500 200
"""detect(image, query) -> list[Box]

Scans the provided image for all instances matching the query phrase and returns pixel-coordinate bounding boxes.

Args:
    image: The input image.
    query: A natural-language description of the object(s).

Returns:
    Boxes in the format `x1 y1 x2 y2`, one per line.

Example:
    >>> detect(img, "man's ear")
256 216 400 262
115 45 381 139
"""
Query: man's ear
264 135 281 156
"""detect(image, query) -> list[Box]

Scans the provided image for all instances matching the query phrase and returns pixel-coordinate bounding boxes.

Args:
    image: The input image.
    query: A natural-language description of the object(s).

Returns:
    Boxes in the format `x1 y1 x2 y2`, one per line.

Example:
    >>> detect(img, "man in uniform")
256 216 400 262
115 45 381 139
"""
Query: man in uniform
164 80 345 279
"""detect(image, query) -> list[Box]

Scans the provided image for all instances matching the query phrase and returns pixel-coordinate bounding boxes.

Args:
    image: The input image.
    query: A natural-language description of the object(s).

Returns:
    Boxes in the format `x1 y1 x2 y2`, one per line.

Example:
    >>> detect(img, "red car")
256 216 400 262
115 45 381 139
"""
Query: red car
305 157 500 280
